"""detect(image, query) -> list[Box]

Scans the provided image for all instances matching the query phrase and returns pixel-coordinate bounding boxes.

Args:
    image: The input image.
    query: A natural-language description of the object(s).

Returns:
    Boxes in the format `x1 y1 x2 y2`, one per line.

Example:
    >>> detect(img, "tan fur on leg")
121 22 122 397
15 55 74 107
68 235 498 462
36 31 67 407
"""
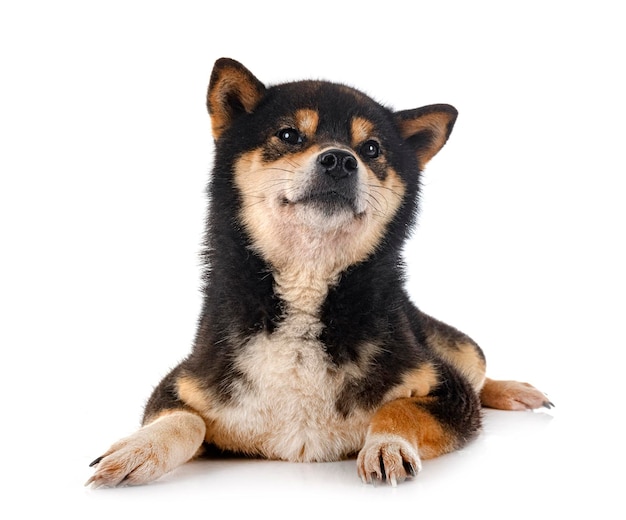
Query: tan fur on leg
86 410 206 488
357 398 456 486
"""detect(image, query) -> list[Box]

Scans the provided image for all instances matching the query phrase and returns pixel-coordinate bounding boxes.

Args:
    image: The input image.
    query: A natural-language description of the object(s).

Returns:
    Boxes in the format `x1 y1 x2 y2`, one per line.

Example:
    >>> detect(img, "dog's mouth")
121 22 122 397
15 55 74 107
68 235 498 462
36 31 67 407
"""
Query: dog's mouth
282 190 362 216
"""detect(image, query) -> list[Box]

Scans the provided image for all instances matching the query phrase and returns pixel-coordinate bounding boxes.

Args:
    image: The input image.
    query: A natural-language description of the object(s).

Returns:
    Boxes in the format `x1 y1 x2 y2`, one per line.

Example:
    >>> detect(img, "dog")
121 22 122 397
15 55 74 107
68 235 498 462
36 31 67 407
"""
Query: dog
87 58 552 488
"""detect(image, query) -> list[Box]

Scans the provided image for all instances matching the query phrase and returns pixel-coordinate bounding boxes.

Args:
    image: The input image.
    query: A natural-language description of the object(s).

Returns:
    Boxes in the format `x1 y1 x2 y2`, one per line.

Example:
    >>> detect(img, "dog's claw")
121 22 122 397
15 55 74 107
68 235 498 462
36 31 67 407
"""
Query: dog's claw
84 475 99 488
405 462 418 477
89 456 104 468
357 434 421 486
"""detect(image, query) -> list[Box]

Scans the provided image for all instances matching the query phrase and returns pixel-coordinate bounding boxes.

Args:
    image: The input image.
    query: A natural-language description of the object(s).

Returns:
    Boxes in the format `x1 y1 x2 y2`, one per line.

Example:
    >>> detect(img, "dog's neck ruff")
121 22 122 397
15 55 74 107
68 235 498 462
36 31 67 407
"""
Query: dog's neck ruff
272 264 338 331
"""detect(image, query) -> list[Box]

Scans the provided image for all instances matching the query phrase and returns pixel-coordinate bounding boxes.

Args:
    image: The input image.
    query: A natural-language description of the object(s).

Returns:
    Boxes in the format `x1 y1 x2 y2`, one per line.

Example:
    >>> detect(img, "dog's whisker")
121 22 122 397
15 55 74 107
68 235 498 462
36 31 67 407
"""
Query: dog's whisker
283 158 302 169
368 184 403 200
364 191 387 213
361 191 390 219
256 167 297 175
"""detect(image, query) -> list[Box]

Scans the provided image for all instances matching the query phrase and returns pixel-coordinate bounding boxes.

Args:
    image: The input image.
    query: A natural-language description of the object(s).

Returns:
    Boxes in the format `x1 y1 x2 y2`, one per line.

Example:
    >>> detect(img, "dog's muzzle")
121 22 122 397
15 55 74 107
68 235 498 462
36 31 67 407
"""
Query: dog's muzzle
292 148 361 214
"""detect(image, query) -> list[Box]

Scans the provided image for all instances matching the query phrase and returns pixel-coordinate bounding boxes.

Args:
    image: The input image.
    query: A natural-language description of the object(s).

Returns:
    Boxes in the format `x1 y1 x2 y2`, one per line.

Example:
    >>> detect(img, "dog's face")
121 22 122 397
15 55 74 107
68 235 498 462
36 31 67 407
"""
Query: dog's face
207 59 457 274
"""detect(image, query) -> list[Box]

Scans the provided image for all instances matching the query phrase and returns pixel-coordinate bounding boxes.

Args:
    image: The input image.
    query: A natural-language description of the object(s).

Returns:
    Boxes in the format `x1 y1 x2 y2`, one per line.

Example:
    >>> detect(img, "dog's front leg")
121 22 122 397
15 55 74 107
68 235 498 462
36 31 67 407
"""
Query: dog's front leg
358 383 481 486
357 398 430 486
86 410 206 488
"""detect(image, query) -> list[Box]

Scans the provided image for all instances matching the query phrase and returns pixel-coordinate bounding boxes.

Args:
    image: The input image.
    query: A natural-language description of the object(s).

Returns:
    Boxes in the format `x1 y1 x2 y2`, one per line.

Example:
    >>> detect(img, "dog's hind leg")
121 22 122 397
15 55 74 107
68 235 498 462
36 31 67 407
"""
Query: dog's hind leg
417 312 552 410
418 311 487 393
86 409 206 488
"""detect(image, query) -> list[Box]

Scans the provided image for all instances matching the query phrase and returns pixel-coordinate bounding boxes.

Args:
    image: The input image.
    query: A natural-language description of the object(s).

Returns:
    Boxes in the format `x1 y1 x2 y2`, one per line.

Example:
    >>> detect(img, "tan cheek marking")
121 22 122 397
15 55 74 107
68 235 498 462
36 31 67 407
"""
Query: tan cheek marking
233 148 320 264
295 109 319 137
351 117 375 146
363 165 406 222
381 167 406 202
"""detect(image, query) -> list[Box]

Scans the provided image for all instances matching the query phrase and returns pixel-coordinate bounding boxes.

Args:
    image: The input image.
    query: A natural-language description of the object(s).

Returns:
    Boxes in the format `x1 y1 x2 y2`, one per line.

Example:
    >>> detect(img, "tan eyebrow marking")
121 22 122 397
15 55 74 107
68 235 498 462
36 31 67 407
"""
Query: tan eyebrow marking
295 109 319 136
351 116 375 145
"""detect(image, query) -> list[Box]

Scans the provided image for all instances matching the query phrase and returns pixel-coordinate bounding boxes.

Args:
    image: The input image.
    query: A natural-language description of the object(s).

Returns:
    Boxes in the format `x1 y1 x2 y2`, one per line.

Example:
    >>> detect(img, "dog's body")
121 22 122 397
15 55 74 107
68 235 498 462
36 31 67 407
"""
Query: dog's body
87 58 551 488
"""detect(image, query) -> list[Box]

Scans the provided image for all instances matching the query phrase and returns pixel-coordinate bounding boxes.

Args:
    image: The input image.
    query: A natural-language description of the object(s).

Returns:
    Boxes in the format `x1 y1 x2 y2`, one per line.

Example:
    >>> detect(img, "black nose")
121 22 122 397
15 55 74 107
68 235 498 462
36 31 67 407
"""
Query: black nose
318 149 358 180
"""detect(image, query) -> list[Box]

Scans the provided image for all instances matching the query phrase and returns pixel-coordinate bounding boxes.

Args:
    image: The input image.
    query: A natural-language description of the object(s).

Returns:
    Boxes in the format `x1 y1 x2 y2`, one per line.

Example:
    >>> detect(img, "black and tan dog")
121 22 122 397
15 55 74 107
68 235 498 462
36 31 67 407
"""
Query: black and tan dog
87 58 551 488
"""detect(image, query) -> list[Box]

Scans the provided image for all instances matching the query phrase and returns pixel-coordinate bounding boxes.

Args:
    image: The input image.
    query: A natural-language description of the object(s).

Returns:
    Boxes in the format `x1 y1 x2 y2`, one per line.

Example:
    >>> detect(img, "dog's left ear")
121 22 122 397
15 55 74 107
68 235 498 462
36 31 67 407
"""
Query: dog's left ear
394 104 458 166
207 58 266 140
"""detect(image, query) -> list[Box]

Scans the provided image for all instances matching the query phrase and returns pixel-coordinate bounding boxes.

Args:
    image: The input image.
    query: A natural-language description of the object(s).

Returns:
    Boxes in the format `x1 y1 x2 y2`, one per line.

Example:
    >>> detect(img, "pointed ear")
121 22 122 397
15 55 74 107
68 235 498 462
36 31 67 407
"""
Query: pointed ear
207 58 266 140
394 104 458 166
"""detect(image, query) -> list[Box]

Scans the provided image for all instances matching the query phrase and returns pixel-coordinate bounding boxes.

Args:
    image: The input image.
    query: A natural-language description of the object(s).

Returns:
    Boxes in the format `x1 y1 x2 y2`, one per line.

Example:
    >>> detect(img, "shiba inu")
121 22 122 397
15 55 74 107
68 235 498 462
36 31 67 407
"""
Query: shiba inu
87 58 552 488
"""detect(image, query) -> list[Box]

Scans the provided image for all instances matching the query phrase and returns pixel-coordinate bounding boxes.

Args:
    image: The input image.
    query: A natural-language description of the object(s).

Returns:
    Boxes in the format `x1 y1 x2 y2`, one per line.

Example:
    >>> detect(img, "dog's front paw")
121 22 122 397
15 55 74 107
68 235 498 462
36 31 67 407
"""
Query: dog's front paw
357 434 422 486
86 430 172 488
86 411 206 488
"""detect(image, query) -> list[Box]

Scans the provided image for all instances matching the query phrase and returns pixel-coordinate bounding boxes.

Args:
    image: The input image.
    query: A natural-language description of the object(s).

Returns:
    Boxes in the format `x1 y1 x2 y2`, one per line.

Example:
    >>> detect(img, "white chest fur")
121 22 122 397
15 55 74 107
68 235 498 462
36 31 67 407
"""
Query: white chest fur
205 310 374 462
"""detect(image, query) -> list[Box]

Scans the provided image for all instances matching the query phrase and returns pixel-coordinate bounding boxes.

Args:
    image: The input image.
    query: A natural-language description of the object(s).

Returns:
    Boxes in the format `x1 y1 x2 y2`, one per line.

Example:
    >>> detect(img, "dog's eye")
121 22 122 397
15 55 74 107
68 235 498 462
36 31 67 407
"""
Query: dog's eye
277 128 303 145
360 140 380 159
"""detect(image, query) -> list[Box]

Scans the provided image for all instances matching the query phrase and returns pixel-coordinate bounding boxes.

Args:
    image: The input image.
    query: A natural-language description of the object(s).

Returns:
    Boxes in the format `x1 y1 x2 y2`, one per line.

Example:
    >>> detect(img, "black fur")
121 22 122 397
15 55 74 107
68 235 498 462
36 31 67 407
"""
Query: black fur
88 60 552 489
145 59 478 448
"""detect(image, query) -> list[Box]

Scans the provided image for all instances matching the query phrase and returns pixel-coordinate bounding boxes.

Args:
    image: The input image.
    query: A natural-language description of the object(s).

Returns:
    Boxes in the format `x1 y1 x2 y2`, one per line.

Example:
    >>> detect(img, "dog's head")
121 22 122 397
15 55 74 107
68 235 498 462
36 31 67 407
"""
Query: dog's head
206 58 457 274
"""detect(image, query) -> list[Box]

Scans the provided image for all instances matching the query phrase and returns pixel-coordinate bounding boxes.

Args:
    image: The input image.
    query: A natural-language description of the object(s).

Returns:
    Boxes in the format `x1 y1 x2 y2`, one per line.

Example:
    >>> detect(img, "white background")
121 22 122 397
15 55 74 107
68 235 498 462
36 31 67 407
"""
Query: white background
1 1 624 518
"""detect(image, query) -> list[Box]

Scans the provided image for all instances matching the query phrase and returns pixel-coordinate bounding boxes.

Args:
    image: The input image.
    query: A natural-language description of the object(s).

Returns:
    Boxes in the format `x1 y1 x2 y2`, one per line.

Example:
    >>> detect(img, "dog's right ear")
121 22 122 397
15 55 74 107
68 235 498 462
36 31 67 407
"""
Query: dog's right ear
207 58 266 140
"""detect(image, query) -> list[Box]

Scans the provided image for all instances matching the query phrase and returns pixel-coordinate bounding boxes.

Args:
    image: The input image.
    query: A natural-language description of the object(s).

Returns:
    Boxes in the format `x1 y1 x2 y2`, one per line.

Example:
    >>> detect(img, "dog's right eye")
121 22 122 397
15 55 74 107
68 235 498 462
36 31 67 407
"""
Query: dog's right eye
277 128 303 145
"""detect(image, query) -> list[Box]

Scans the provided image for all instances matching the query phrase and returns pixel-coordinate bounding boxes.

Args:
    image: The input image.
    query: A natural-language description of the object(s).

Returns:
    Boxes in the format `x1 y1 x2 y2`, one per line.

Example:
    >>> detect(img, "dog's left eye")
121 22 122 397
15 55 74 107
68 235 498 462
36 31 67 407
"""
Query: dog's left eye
277 128 303 145
360 140 380 159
